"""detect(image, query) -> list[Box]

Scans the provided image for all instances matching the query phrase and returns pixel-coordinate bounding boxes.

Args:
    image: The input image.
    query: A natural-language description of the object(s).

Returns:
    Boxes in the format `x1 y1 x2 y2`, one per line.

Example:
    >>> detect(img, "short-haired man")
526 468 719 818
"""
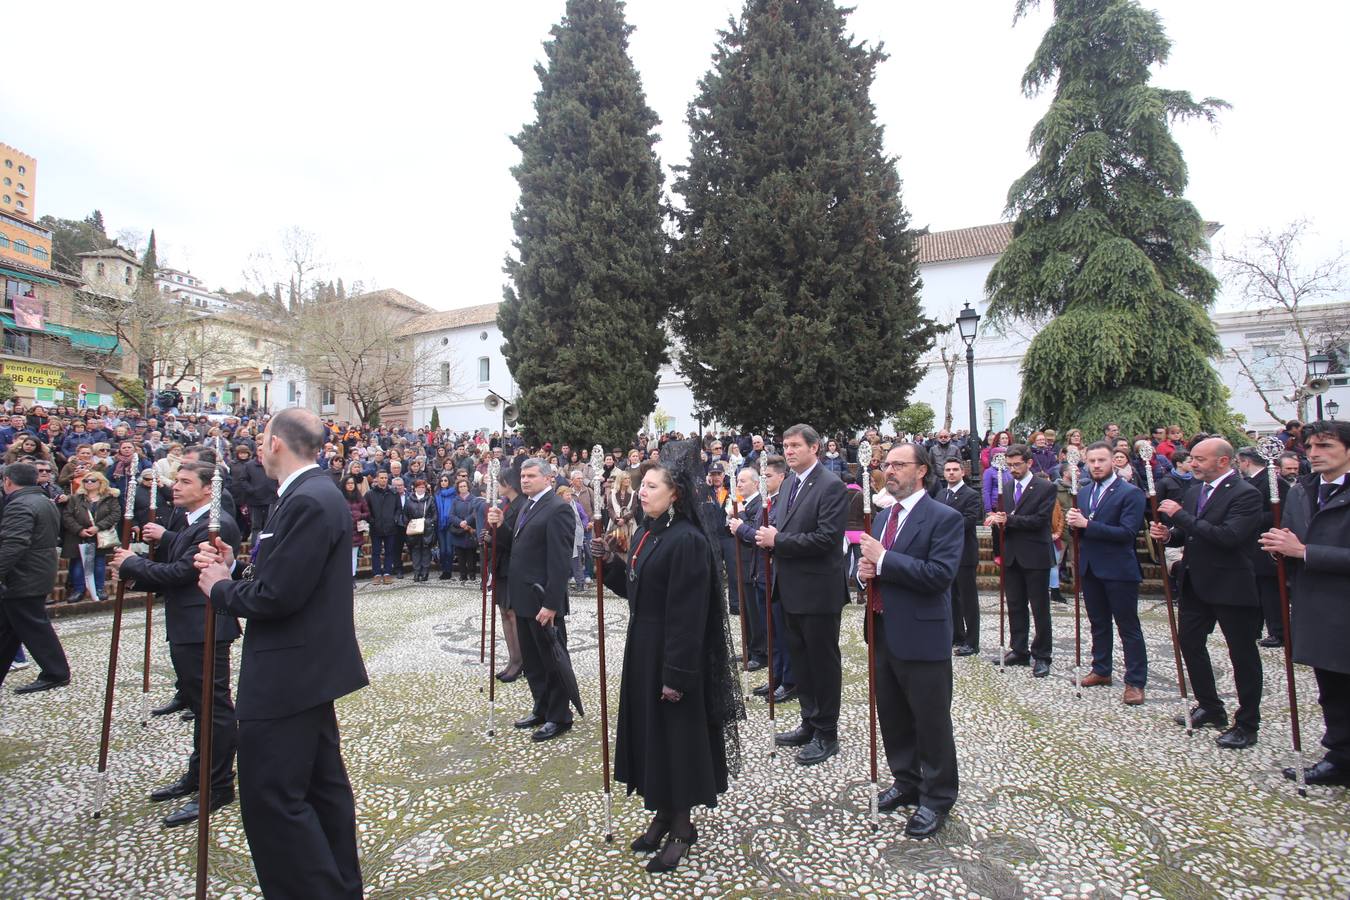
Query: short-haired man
757 425 848 766
985 444 1057 676
0 463 71 694
727 466 769 672
1152 438 1264 748
1279 452 1303 483
937 458 981 655
1260 420 1350 787
1066 442 1148 704
1236 447 1290 649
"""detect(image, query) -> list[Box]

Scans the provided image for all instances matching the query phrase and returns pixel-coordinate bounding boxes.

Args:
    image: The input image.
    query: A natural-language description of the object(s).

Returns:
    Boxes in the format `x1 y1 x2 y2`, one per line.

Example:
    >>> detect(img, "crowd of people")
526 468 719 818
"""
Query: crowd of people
0 398 1346 892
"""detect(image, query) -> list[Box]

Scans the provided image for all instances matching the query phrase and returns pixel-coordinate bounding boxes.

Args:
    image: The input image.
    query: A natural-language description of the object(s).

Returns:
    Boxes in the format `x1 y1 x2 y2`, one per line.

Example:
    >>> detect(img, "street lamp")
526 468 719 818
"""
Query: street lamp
1327 399 1340 421
1309 352 1331 420
957 301 982 482
261 367 273 414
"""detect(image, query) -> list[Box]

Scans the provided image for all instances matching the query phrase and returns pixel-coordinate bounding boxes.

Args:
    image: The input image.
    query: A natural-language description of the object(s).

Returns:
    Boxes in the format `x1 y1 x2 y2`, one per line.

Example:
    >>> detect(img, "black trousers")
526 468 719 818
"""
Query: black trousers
169 640 237 792
0 594 70 688
874 621 958 813
950 565 979 649
237 702 362 900
1315 667 1350 768
738 575 767 664
517 614 573 725
1255 574 1282 641
780 605 842 740
392 533 406 576
1005 562 1052 660
1179 580 1263 732
455 546 475 581
408 542 432 578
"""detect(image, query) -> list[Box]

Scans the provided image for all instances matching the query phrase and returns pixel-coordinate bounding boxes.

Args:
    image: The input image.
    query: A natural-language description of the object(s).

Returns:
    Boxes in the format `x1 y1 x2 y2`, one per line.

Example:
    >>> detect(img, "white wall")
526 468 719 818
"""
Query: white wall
410 322 517 433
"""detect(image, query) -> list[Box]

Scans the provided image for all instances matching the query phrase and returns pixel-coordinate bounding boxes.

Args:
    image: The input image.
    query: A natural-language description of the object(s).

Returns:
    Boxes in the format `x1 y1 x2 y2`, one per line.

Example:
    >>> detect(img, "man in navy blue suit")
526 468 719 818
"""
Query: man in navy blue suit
859 443 964 839
1066 442 1149 705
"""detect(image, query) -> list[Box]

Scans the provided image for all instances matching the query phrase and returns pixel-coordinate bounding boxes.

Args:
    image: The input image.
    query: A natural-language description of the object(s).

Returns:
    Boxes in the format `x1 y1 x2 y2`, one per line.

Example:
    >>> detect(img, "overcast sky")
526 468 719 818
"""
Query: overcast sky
6 1 1345 311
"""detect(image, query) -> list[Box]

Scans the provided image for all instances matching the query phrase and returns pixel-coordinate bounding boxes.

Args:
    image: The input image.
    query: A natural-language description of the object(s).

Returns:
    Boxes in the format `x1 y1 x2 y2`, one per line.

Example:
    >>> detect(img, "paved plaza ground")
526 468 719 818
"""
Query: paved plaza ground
1 579 1347 899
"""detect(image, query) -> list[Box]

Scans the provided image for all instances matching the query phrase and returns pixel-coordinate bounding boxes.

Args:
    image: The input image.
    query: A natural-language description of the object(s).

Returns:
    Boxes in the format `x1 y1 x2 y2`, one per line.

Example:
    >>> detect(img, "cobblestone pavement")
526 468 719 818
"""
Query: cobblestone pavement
1 580 1346 899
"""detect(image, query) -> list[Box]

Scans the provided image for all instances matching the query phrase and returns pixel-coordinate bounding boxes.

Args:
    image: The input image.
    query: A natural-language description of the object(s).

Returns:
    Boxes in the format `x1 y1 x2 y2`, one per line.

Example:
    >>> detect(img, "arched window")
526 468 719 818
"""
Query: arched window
14 239 29 255
96 262 106 277
32 246 47 262
124 266 132 285
0 233 9 250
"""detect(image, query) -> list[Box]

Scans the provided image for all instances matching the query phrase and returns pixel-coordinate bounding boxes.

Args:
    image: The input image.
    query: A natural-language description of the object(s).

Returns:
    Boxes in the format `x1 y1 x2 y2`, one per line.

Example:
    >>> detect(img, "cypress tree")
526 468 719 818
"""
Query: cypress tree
142 229 158 276
669 0 934 436
499 0 667 447
987 0 1231 438
429 406 440 431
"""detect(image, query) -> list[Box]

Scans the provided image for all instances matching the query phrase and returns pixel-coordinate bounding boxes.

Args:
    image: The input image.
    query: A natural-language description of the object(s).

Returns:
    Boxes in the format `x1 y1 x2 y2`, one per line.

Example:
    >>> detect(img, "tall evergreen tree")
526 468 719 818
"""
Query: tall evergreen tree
669 0 933 436
142 229 158 276
499 0 667 447
986 0 1230 437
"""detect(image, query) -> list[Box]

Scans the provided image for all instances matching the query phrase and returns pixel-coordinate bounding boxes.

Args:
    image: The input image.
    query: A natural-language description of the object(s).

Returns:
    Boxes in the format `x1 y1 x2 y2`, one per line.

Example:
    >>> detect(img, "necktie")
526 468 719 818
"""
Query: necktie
1197 482 1214 514
946 489 955 502
882 505 902 549
1014 480 1024 505
1318 481 1339 509
1089 483 1102 515
786 476 801 514
516 498 536 533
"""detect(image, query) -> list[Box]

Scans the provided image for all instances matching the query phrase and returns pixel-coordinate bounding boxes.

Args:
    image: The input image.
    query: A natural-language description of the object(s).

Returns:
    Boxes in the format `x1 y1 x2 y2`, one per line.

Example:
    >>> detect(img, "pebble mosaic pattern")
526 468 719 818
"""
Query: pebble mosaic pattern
1 580 1346 899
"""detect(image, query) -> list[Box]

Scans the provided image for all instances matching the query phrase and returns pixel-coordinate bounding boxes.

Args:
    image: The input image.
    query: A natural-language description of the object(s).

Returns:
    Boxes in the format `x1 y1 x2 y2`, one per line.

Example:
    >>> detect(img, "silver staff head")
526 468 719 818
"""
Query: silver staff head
992 451 1008 494
857 438 873 514
1065 445 1082 496
1257 437 1286 503
123 453 138 519
1137 442 1157 497
487 458 500 506
592 444 605 519
209 467 222 533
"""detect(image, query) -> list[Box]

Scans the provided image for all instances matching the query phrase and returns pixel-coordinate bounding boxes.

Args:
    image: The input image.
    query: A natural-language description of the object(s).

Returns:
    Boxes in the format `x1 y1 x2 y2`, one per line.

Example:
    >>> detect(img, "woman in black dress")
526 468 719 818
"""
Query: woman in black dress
593 447 742 873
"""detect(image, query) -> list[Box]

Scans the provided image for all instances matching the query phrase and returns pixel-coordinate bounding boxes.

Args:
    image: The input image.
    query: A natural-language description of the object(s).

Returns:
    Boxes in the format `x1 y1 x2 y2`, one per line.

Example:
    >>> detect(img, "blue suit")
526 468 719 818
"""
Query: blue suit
868 492 964 812
1075 476 1148 687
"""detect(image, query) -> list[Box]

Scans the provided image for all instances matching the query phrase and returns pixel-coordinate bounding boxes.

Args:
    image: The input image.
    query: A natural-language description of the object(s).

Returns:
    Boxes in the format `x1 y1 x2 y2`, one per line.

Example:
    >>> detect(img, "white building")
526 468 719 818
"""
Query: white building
155 266 234 313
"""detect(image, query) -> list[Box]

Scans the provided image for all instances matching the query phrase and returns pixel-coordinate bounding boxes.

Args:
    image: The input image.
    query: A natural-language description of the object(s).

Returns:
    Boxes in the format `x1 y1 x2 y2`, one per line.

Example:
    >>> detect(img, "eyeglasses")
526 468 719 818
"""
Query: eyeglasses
881 461 918 470
82 479 100 485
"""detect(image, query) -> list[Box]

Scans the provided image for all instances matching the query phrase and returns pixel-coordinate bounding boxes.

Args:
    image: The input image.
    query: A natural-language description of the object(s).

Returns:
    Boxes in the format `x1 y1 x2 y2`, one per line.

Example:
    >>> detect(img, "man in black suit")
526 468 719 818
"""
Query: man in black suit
196 408 369 899
1261 420 1350 787
112 461 242 828
986 444 1057 677
727 466 767 670
485 457 576 742
859 443 964 838
757 424 848 766
1236 447 1289 648
937 458 981 656
733 456 794 698
1152 438 1264 750
0 462 70 694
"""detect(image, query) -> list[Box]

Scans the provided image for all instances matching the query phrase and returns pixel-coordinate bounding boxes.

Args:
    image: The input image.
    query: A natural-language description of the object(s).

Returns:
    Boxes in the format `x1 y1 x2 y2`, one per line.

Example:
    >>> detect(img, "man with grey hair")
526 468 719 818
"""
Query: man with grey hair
0 462 70 694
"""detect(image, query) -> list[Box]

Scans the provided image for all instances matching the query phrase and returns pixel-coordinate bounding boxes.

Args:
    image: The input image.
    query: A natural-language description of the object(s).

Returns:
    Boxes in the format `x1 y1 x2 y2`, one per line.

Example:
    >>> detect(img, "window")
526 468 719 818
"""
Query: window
440 362 451 386
124 266 132 285
16 183 24 192
249 338 260 349
3 160 10 169
1248 345 1284 390
14 239 28 255
96 262 106 277
3 329 31 356
478 357 490 383
2 196 10 205
16 165 24 175
0 233 8 249
983 399 1007 433
321 386 336 410
15 200 23 210
32 246 47 262
2 177 8 186
479 331 488 341
287 380 297 403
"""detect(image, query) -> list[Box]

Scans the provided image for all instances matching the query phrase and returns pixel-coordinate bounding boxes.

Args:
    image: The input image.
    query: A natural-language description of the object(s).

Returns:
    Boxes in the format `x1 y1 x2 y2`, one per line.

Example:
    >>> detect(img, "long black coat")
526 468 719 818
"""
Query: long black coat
1281 475 1350 674
603 514 729 812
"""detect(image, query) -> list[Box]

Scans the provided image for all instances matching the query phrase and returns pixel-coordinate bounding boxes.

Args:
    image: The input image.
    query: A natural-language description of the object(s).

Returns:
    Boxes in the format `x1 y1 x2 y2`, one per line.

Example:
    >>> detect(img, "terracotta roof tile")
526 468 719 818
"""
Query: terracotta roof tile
397 301 500 336
916 223 1014 264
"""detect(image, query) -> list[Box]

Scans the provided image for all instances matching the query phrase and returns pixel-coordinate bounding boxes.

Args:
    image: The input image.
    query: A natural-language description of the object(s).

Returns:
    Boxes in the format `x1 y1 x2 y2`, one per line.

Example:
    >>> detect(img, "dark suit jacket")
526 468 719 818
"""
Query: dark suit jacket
1163 471 1262 607
871 494 965 661
1245 467 1290 578
936 482 981 568
1000 474 1056 569
1281 475 1350 674
209 467 369 720
770 464 848 615
122 510 242 644
732 493 768 586
1075 477 1145 583
494 488 573 618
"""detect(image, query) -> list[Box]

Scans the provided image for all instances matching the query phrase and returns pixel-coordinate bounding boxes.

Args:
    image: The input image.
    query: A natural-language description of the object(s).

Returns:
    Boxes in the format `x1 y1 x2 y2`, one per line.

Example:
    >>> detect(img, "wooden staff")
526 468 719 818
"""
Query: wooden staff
991 454 1009 673
1065 447 1083 699
486 459 501 736
858 440 880 831
731 494 750 700
1139 444 1190 734
1258 437 1306 798
590 444 613 842
141 473 158 727
197 467 224 900
93 453 138 819
759 460 776 758
480 514 490 664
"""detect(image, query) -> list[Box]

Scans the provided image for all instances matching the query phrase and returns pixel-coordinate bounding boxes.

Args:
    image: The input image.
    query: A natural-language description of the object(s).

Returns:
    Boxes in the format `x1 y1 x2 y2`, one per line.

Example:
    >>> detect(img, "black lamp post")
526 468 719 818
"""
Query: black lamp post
957 301 982 482
261 366 273 414
1309 352 1331 420
1327 399 1340 421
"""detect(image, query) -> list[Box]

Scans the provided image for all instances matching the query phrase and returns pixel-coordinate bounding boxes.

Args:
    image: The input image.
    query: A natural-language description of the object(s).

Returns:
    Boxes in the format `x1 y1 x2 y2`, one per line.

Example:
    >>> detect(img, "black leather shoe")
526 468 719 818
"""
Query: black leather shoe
746 659 767 672
1257 636 1283 648
771 685 799 703
953 644 978 657
439 572 452 581
797 736 839 766
1215 726 1258 750
1174 706 1228 731
1050 588 1066 604
752 683 772 698
1284 759 1350 787
1000 651 1030 667
151 697 189 717
532 721 573 742
180 709 195 722
1032 659 1051 678
514 714 545 730
496 667 522 684
904 806 946 839
774 724 813 747
13 676 70 695
149 776 197 803
877 784 919 813
162 788 235 829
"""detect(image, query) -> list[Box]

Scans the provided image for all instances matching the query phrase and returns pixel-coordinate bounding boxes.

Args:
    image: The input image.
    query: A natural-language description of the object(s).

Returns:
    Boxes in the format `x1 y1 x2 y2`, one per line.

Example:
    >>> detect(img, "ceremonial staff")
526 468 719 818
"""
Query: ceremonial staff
92 452 138 819
1259 437 1307 798
730 492 750 700
590 444 614 842
486 458 500 737
991 453 1009 674
1065 447 1083 699
759 458 777 759
141 472 158 727
196 467 224 900
858 440 880 831
480 498 490 666
1138 444 1190 734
